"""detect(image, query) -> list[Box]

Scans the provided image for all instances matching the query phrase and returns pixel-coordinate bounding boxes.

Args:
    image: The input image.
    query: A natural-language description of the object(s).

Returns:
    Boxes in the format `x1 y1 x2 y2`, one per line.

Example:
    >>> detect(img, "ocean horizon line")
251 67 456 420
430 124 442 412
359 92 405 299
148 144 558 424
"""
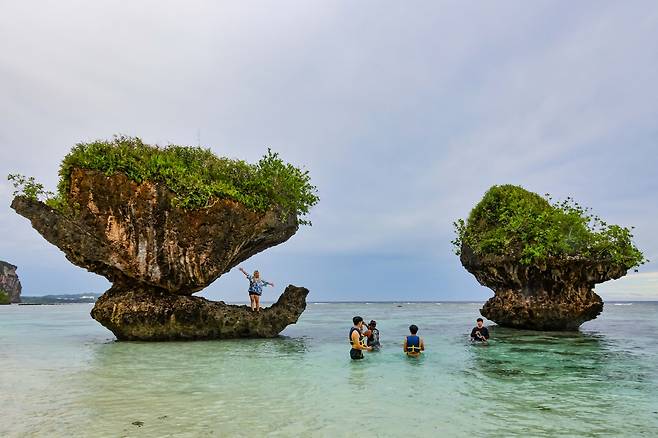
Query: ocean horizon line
15 295 658 305
16 297 658 303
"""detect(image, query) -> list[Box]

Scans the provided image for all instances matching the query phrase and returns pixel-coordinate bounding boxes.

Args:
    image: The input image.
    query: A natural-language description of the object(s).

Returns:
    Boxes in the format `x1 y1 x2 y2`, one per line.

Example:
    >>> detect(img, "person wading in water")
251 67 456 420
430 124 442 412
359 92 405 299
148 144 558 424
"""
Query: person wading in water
366 320 381 350
403 324 425 357
349 316 372 360
470 317 490 343
239 267 274 312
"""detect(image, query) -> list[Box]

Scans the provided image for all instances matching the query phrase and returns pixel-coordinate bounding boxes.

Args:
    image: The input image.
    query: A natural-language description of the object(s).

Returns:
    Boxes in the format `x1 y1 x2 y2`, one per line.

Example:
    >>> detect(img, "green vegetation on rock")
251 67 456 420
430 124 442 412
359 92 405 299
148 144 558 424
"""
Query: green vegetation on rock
0 289 10 305
7 174 54 201
452 184 647 269
10 136 319 225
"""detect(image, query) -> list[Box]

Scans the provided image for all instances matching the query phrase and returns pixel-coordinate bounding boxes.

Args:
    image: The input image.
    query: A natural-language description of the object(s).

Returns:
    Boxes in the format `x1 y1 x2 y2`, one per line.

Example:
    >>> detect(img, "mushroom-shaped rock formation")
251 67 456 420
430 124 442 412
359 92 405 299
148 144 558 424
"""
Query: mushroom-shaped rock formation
10 137 318 340
454 185 645 330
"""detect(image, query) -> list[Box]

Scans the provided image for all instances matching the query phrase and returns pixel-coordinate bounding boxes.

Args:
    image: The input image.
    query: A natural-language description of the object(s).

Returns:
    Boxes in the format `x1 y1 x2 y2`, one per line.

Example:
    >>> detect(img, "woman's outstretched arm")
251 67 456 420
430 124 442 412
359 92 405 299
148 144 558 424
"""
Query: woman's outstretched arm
238 267 249 277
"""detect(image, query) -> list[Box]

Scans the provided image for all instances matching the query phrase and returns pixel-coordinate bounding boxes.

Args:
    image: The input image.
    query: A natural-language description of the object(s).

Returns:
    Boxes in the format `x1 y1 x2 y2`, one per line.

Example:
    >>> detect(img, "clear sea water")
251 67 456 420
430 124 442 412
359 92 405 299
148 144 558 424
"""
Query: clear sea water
1 301 657 437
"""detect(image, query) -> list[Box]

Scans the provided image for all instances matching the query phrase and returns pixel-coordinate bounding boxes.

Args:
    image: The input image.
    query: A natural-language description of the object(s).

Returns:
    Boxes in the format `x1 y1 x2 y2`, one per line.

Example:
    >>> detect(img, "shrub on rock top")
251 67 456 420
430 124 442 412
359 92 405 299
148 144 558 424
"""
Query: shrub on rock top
452 184 646 269
10 135 319 225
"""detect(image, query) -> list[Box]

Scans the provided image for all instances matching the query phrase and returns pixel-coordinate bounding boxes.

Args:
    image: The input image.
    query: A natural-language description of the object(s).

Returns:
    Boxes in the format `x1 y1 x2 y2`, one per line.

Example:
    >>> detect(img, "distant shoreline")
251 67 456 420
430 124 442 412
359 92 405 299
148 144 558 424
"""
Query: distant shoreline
18 293 100 305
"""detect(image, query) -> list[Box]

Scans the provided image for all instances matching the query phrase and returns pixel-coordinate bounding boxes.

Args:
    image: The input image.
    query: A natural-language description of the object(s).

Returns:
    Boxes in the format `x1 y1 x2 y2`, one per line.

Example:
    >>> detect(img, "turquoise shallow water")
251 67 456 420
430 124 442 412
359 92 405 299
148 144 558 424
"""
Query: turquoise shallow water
1 301 657 437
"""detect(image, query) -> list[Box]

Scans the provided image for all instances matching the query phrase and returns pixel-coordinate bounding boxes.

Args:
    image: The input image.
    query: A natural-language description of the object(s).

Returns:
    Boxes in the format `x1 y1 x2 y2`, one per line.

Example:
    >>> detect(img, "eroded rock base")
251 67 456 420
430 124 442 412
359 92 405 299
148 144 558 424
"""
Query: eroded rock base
481 289 603 331
91 284 309 341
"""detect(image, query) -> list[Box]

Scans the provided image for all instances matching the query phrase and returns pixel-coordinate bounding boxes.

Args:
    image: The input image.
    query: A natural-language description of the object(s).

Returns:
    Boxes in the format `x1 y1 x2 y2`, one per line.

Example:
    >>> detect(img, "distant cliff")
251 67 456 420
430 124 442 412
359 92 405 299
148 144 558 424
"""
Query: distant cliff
0 261 22 303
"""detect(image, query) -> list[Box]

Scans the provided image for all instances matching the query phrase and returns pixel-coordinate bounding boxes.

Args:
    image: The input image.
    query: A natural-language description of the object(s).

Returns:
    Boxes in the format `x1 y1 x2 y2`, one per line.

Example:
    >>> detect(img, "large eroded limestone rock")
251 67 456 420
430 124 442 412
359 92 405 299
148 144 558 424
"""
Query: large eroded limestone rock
11 168 307 340
460 245 628 330
12 169 297 293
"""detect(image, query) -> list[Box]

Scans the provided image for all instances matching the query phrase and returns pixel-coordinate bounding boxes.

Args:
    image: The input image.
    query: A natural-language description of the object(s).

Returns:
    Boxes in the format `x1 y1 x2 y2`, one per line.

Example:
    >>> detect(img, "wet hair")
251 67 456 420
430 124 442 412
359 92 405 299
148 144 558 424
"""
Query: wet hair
409 324 418 334
369 320 376 327
353 316 363 325
476 318 483 322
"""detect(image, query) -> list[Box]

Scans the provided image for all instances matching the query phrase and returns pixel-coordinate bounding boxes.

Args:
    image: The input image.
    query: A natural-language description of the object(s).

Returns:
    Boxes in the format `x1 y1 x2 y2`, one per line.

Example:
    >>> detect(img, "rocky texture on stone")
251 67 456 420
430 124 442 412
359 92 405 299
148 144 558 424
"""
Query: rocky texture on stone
0 261 22 303
460 245 628 330
13 169 298 293
91 284 309 340
11 168 307 339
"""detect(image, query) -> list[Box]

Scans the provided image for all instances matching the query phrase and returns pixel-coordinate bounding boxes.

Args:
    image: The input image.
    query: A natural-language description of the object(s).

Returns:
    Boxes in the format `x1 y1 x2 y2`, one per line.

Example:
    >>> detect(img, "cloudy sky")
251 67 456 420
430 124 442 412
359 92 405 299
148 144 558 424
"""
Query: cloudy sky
1 1 657 301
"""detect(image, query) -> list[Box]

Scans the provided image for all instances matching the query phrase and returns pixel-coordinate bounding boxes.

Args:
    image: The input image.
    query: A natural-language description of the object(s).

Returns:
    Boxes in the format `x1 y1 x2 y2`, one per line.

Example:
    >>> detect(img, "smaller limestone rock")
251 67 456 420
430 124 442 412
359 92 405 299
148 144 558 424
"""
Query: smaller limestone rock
454 185 644 330
461 245 627 330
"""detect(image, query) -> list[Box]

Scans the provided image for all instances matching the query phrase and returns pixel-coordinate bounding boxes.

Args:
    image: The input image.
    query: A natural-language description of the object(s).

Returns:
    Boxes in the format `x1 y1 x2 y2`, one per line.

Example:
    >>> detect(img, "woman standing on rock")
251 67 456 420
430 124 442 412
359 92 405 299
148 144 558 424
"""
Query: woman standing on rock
239 267 274 312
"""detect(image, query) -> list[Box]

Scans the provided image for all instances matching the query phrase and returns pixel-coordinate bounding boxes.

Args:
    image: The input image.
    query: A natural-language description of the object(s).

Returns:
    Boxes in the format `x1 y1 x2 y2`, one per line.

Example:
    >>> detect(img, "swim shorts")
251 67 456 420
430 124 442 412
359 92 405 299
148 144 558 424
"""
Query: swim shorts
350 348 364 360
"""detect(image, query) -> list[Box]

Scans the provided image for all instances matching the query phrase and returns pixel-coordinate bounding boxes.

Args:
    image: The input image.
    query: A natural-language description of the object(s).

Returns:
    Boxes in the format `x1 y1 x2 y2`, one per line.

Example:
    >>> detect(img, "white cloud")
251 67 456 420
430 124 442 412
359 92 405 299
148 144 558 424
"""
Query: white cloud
596 271 658 301
1 1 657 297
